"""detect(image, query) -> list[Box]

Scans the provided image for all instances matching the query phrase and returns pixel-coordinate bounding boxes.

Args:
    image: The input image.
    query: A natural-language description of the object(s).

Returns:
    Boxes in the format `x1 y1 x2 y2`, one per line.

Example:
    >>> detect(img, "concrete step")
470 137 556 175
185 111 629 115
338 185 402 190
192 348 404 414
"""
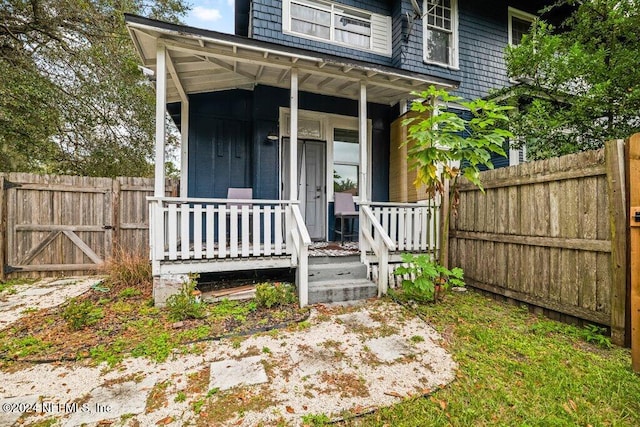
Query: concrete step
308 278 378 304
309 255 361 265
308 262 367 283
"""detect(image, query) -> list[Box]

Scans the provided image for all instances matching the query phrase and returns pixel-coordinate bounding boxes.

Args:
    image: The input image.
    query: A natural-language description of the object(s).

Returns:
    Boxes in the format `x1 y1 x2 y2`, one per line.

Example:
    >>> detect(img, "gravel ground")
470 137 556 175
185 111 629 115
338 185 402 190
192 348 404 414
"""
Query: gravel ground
0 285 456 426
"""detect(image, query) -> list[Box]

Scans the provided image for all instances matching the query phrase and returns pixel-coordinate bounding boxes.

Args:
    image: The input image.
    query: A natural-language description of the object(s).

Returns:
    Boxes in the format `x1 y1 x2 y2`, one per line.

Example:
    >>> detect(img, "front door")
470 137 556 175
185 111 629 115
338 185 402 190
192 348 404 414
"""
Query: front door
299 140 326 240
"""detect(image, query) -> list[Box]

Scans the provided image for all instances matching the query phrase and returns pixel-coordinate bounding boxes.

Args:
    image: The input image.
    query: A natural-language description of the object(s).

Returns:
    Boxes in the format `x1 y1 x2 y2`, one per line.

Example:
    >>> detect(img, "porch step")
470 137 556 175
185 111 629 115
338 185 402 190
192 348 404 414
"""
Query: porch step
308 278 377 304
308 255 361 265
308 261 367 283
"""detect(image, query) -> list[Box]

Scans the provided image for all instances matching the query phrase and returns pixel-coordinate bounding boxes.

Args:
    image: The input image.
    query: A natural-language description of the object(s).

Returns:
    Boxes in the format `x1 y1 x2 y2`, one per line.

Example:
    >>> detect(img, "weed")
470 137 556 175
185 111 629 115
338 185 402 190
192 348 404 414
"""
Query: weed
581 324 612 349
192 399 205 414
21 307 38 314
131 332 174 362
410 335 425 343
118 287 142 299
165 275 205 321
297 320 311 330
111 300 134 314
102 248 151 288
301 413 331 426
89 338 128 367
255 282 297 308
0 278 36 294
394 254 464 302
262 346 271 354
174 391 186 403
1 336 51 358
206 388 219 398
62 298 104 330
209 298 256 321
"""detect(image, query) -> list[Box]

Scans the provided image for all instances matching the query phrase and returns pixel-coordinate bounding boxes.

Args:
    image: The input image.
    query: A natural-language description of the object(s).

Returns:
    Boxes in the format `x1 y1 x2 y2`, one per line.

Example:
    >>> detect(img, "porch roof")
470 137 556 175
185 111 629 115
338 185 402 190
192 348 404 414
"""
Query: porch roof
125 14 459 105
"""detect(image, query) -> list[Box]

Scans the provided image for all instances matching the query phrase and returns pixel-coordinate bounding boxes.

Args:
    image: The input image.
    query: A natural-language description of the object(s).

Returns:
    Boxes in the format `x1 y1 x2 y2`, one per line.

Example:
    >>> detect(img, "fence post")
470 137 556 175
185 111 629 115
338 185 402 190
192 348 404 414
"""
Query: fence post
0 175 5 282
605 139 628 346
112 178 121 255
627 133 640 372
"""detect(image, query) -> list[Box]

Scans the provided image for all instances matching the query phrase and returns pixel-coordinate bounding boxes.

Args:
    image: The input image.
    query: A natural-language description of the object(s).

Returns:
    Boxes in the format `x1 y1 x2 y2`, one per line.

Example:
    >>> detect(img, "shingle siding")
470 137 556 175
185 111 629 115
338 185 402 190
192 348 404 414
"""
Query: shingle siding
251 0 393 63
249 0 543 101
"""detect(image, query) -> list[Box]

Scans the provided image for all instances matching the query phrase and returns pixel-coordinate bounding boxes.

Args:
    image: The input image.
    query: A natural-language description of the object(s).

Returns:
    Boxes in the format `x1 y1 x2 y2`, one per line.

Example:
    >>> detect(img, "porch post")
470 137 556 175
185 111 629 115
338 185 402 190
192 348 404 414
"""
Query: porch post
359 81 368 202
154 43 167 197
180 100 189 196
289 68 299 201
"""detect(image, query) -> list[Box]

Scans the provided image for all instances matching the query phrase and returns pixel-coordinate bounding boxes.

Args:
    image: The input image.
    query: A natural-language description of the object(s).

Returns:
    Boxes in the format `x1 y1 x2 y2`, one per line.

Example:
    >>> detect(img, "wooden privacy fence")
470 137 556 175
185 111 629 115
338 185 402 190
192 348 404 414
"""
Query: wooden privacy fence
449 141 628 345
0 173 178 280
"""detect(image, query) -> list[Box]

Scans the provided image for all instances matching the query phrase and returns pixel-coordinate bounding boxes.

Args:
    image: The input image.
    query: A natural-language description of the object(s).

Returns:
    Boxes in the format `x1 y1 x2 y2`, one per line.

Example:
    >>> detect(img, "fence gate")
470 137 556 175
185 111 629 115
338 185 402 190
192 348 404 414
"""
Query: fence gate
2 173 115 277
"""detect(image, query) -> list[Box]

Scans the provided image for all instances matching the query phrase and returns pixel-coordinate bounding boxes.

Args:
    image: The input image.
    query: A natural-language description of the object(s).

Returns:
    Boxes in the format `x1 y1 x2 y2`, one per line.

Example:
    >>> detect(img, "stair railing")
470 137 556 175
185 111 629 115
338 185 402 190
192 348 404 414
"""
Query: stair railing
289 203 311 306
359 204 396 296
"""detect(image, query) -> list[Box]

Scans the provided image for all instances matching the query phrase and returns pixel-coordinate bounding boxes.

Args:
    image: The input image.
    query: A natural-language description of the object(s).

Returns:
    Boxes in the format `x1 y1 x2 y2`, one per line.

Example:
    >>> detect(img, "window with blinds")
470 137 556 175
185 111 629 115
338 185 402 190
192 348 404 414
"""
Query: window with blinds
283 0 391 56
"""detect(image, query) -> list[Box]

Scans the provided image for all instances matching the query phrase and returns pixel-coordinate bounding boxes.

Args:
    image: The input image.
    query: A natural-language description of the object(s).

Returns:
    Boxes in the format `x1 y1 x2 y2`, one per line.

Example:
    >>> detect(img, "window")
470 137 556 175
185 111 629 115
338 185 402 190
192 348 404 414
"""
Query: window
423 0 458 68
333 128 359 195
283 0 391 56
508 7 536 46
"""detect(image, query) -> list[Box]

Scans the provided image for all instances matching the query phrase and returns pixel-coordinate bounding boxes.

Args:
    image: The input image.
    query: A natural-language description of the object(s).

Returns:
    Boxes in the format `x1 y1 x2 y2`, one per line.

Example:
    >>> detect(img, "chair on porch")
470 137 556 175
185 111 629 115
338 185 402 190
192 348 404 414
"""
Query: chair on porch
334 192 359 243
226 188 253 206
226 188 254 244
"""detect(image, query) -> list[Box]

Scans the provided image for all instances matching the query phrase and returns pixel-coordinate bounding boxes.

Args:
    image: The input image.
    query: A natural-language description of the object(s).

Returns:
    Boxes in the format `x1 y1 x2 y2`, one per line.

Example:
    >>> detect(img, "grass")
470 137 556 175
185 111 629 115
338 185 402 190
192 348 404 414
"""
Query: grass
346 291 640 427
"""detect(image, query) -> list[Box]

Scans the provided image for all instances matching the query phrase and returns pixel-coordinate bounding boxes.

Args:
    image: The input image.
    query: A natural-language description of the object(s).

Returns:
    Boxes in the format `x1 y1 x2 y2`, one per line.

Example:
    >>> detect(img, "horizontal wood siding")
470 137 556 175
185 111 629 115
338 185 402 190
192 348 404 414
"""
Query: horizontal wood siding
450 148 627 342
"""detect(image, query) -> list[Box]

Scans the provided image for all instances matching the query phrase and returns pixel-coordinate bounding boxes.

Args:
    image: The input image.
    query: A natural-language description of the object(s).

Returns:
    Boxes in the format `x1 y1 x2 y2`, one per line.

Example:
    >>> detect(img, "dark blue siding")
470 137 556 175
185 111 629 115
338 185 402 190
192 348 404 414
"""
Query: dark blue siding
249 0 546 100
188 91 253 198
187 86 391 203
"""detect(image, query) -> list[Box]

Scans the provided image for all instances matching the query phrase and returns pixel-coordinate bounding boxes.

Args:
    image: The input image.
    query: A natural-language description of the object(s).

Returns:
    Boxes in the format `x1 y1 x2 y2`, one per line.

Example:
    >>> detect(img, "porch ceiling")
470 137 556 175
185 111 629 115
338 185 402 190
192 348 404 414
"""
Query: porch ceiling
125 15 459 105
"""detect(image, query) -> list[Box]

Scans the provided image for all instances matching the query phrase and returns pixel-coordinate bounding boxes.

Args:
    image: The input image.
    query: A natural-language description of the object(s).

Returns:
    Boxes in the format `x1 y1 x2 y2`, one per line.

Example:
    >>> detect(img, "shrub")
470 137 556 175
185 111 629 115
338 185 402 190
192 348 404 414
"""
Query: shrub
255 282 297 309
165 275 206 321
62 298 104 330
102 248 152 289
394 254 464 303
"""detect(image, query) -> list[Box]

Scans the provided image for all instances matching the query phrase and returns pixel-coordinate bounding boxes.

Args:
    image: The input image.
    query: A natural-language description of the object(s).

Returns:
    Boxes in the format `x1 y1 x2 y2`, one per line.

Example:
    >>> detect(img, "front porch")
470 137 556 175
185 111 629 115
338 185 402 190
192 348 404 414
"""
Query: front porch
149 196 441 306
126 15 452 306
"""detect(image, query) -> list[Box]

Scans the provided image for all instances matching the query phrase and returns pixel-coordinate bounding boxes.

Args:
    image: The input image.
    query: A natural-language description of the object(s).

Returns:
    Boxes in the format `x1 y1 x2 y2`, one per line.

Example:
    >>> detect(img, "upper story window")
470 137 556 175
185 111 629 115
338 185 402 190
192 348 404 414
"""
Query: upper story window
423 0 459 68
283 0 391 56
508 7 536 46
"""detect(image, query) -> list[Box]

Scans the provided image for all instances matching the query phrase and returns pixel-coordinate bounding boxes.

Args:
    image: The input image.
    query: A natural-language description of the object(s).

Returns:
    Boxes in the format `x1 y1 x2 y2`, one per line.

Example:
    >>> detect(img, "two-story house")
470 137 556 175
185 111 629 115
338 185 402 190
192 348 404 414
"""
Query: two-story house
125 0 549 306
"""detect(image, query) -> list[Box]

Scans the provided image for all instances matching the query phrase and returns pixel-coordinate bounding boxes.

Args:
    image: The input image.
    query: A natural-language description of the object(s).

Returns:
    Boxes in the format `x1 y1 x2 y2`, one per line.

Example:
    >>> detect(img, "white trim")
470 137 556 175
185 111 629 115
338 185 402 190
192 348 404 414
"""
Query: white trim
154 44 167 197
359 81 368 202
290 68 299 202
508 6 536 46
422 0 459 69
180 100 189 196
282 0 392 57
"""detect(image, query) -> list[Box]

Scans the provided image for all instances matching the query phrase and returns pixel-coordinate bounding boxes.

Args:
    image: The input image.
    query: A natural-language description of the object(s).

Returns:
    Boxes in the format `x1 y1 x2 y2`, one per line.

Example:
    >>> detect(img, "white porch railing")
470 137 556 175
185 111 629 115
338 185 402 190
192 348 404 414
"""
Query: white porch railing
365 201 440 254
360 205 396 296
359 201 441 295
148 197 311 305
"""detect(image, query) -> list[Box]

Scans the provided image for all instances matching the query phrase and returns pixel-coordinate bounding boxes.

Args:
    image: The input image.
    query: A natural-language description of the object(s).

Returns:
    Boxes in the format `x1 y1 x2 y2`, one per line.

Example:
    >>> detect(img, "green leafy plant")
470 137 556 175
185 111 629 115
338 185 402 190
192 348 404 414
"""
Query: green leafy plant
174 391 186 403
301 413 331 426
394 254 464 302
581 324 612 349
255 282 297 309
62 298 104 330
404 86 513 267
118 287 141 299
165 274 205 321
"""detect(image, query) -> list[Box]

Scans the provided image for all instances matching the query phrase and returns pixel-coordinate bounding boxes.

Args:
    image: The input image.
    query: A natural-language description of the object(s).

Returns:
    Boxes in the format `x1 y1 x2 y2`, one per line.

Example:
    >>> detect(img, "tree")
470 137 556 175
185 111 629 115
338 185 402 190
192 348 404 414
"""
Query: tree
505 0 640 160
0 0 188 176
404 86 513 267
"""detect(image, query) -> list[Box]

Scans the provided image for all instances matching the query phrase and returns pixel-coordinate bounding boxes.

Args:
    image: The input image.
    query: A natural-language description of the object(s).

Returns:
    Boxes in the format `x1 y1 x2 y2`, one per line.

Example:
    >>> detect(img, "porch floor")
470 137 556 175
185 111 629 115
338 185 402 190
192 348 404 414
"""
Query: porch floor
308 241 359 257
